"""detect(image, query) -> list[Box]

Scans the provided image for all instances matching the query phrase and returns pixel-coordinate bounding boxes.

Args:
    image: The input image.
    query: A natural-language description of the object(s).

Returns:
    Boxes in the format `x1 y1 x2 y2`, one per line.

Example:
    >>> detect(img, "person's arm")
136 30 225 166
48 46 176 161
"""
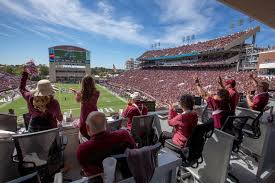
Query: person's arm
122 99 132 118
70 88 81 103
168 105 181 127
168 113 182 127
195 77 210 100
218 76 225 89
75 92 81 103
249 74 258 87
54 100 63 122
246 93 254 109
19 69 30 100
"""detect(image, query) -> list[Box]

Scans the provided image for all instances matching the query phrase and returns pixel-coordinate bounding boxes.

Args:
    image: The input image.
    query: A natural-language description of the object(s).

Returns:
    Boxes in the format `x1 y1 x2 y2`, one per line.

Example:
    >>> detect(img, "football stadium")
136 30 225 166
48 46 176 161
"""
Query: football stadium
0 0 275 183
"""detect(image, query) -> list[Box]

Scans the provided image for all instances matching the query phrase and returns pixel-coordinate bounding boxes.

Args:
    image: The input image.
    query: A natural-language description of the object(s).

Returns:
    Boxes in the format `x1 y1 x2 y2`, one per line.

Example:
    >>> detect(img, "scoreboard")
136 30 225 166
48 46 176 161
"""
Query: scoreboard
49 47 90 64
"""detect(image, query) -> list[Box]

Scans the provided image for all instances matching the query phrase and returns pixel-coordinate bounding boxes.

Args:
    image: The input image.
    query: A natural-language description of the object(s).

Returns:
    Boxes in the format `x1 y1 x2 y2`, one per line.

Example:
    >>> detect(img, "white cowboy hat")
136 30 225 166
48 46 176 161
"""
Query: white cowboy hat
130 92 141 101
32 80 58 96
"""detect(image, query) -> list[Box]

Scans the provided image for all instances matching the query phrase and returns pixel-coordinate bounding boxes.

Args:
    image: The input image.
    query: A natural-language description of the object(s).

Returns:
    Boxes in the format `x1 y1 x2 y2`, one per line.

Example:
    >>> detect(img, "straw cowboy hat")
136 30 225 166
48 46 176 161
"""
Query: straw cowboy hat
32 80 58 97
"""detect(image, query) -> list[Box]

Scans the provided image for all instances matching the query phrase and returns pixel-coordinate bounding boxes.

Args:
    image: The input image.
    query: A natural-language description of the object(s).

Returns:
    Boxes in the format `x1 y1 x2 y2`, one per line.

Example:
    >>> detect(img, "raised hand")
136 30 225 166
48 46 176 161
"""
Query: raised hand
218 76 223 85
25 60 38 76
194 77 200 85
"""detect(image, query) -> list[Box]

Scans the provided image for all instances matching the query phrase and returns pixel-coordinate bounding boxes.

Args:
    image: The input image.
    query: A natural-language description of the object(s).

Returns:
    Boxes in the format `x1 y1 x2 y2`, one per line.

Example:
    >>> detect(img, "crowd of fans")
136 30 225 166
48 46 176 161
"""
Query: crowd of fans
0 72 35 94
107 69 274 106
138 29 252 60
0 72 21 92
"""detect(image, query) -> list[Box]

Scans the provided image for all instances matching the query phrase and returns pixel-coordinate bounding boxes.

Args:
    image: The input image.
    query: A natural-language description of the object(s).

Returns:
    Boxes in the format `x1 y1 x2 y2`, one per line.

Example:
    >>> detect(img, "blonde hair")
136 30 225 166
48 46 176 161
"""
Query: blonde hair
33 96 52 112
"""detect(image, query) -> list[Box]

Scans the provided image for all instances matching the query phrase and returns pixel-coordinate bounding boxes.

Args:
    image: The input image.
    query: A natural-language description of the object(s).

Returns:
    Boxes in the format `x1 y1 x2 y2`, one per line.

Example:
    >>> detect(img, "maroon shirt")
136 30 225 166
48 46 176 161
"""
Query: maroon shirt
168 109 198 147
122 102 148 130
228 88 240 113
78 91 100 139
20 72 62 128
252 92 269 111
77 130 135 176
207 97 230 129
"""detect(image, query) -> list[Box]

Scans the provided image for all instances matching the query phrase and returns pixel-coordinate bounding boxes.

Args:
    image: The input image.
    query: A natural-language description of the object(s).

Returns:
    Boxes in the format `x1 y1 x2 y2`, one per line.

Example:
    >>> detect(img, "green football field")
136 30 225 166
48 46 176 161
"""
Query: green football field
0 84 127 119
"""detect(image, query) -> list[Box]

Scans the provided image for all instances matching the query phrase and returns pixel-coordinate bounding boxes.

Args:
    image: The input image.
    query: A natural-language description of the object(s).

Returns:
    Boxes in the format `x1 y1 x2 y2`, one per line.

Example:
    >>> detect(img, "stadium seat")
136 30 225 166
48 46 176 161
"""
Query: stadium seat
221 116 250 153
131 114 157 148
6 172 41 183
0 113 17 132
242 107 271 140
164 120 214 168
164 120 214 182
221 115 250 183
12 128 67 182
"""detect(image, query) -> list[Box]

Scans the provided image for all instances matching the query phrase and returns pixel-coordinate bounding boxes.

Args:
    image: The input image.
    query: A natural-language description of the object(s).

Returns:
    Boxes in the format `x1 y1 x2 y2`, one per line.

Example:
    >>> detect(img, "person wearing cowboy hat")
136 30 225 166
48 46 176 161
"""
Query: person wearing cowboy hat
122 92 148 130
218 76 240 115
20 67 63 132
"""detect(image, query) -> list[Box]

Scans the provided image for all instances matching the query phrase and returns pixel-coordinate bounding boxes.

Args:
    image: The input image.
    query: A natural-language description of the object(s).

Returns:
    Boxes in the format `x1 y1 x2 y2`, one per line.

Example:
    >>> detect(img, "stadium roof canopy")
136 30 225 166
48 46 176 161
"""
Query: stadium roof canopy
146 52 199 61
49 45 87 51
218 0 275 29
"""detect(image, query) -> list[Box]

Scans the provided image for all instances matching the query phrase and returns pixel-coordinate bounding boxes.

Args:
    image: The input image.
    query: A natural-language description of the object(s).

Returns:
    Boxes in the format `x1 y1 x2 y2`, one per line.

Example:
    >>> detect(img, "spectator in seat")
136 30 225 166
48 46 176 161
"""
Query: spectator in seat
218 77 240 115
246 74 269 111
122 92 148 130
195 77 231 129
70 75 100 141
77 111 135 176
20 67 62 132
159 95 198 148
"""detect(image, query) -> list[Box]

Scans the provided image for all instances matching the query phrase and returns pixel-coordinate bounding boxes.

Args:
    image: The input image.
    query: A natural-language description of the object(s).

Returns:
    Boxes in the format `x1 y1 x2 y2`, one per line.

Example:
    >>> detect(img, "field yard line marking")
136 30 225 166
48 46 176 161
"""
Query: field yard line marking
97 84 127 103
104 108 110 113
63 108 80 111
109 107 114 112
0 95 22 108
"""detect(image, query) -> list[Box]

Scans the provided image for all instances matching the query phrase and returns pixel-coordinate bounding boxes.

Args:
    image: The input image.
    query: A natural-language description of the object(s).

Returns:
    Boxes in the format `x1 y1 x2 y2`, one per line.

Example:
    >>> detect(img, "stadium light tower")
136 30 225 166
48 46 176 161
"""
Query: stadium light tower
182 36 186 44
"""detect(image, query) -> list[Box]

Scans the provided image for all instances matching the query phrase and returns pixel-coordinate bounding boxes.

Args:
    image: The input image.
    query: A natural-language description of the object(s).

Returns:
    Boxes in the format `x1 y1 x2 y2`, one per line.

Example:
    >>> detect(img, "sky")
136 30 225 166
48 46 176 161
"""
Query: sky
0 0 274 69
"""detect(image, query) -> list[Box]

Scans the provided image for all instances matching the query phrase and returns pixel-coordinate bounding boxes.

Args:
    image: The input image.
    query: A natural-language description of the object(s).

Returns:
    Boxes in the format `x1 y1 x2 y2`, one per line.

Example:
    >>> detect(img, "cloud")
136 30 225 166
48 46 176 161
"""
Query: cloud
17 25 51 39
0 23 18 31
0 0 149 45
154 0 217 45
0 32 13 37
0 0 222 46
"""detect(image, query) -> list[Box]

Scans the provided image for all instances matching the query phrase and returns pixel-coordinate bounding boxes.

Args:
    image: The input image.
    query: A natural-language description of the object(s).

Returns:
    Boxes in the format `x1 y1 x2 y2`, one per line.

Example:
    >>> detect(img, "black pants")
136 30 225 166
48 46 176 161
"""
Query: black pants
28 116 52 132
159 131 173 146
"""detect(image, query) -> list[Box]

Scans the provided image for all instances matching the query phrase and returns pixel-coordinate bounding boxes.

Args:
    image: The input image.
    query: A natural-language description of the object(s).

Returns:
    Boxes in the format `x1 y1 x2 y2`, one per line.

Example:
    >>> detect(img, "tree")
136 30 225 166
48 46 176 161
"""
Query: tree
5 65 15 75
39 64 49 76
